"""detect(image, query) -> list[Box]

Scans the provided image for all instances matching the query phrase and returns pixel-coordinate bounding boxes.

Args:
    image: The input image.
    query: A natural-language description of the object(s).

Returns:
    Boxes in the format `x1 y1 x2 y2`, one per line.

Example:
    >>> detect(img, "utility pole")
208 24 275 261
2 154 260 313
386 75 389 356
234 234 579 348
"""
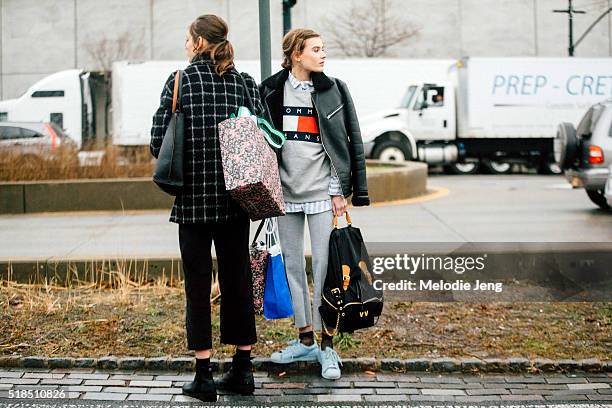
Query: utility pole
258 0 272 80
553 0 586 56
283 0 297 35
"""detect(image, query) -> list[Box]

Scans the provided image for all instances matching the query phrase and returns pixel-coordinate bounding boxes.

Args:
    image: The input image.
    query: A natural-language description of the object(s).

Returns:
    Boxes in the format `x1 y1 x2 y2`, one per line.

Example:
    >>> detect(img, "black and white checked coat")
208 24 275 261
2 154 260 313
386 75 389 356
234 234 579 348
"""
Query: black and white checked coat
150 54 266 224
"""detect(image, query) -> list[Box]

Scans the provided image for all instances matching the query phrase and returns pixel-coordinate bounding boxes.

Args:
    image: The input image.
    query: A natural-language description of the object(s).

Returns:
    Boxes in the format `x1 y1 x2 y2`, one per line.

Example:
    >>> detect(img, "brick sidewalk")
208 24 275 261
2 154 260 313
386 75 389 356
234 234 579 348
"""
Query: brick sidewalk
1 368 611 403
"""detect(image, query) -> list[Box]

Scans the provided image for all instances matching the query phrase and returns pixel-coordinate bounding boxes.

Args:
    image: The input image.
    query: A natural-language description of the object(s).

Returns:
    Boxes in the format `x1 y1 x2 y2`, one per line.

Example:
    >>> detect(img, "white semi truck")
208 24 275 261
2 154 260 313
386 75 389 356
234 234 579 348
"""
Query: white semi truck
0 69 98 150
360 57 612 174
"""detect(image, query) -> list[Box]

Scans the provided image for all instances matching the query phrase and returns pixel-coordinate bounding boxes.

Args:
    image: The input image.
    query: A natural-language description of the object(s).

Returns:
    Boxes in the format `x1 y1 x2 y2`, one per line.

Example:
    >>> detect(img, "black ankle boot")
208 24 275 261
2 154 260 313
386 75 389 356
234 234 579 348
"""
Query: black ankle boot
215 354 254 395
182 365 217 402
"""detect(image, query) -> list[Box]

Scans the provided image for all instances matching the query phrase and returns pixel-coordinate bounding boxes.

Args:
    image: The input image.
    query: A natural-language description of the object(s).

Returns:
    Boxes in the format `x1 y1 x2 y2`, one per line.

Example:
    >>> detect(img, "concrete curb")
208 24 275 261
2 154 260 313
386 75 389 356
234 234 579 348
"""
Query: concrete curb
0 160 428 215
1 355 610 374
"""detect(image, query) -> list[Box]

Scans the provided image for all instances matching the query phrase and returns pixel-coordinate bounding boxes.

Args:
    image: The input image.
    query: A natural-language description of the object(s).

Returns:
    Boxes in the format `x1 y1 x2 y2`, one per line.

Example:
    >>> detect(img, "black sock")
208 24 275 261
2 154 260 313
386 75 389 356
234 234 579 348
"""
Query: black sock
299 331 314 346
235 348 251 361
321 332 333 350
195 357 211 381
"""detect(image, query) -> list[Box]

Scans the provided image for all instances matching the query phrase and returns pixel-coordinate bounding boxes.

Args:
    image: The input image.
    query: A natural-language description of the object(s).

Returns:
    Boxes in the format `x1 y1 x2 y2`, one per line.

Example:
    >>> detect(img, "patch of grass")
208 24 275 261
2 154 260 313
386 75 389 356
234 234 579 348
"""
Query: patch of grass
335 333 361 352
365 164 402 173
262 326 295 342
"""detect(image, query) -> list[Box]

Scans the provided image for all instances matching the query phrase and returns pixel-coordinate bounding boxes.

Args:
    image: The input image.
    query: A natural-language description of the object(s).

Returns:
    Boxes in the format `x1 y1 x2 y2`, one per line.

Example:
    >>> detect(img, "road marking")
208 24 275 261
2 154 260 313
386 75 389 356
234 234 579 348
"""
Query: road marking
370 186 449 207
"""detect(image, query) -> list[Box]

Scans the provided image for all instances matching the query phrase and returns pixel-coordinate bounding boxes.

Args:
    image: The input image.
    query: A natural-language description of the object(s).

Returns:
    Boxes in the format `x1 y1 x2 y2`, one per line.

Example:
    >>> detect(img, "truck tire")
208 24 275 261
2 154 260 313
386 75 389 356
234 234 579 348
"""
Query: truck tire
445 161 480 175
372 140 411 162
482 160 513 174
537 160 563 175
555 122 579 170
586 189 611 210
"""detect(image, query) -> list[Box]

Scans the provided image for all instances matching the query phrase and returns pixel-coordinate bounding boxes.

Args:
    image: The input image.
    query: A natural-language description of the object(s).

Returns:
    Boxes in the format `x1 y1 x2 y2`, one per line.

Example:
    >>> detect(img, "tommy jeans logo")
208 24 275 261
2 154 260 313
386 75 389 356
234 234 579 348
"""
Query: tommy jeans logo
283 105 320 144
286 132 321 143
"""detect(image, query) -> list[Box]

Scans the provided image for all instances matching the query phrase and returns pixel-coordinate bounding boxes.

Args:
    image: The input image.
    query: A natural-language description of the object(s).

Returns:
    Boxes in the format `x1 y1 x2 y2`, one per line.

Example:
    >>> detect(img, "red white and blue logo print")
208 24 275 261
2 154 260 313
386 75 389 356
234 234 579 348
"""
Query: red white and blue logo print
283 106 320 143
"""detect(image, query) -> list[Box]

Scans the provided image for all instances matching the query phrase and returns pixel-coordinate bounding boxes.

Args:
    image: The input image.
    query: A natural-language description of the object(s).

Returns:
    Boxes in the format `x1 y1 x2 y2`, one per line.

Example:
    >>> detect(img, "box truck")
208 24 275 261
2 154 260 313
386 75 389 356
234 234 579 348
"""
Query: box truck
360 57 612 174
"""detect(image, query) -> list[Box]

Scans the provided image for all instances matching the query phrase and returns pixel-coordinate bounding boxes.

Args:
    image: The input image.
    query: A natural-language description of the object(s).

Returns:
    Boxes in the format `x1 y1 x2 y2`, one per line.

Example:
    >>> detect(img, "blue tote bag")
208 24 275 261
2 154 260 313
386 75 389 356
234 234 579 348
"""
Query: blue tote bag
263 218 294 320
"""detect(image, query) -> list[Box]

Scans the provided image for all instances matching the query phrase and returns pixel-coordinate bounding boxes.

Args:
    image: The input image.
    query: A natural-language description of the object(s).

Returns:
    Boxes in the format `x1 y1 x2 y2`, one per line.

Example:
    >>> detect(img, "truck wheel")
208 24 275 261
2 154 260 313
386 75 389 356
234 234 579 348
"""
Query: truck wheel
537 161 563 175
555 122 579 170
586 189 611 210
482 160 513 174
445 161 480 175
372 140 411 162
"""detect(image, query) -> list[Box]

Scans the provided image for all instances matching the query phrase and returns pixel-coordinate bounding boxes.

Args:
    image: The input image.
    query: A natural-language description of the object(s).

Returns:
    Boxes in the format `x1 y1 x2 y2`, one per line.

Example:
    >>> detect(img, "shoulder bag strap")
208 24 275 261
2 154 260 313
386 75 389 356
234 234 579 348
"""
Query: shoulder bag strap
171 70 183 113
235 71 257 115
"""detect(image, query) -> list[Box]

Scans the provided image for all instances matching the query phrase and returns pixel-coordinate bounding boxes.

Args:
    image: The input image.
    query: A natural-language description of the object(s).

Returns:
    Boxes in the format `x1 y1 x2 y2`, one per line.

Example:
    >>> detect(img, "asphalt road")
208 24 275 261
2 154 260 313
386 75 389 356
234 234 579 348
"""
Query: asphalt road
1 175 611 262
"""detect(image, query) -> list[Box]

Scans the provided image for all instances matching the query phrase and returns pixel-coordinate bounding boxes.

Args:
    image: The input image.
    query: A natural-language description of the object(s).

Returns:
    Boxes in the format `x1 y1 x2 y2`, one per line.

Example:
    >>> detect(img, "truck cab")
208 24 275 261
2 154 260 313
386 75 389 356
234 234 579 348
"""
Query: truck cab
360 81 461 167
0 70 103 149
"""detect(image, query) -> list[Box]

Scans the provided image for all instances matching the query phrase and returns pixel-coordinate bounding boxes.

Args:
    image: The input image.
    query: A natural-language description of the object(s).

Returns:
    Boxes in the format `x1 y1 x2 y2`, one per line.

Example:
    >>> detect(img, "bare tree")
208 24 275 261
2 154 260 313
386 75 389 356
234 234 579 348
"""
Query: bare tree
85 31 145 72
322 0 420 58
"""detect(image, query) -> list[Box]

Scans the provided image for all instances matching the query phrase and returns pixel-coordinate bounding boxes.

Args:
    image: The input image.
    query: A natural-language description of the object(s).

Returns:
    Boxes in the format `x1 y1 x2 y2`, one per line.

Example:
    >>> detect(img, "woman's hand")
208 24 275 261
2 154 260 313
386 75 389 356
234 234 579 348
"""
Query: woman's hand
331 195 348 216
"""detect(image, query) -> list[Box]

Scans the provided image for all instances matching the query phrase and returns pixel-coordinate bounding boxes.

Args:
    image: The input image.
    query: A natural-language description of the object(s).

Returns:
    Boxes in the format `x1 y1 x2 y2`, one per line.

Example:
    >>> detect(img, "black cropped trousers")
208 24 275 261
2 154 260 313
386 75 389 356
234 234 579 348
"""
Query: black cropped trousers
178 217 257 350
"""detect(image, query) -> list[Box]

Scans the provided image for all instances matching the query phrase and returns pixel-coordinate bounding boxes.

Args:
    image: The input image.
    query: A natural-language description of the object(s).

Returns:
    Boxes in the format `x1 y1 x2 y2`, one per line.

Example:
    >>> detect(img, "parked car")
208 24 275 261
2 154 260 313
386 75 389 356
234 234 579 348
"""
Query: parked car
0 121 76 166
555 99 612 210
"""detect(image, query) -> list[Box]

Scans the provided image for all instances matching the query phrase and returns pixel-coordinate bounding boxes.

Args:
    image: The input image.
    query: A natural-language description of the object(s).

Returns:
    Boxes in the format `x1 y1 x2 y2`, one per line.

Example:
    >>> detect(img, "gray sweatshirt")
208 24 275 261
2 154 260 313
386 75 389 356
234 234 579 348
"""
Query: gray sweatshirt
280 78 334 203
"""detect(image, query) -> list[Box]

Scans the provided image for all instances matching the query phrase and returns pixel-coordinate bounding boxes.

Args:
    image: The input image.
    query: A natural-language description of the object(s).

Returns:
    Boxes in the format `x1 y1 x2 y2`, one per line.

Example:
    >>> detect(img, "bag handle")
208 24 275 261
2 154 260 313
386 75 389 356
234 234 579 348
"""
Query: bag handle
236 71 257 116
171 70 183 113
332 211 352 229
264 217 280 248
235 71 286 149
251 219 266 247
257 117 286 148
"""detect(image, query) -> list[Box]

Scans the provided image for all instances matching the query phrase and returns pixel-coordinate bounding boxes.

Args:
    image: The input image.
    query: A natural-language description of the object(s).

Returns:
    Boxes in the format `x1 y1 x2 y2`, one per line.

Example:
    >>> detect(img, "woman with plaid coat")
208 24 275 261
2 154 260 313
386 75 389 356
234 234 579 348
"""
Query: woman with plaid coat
150 14 265 402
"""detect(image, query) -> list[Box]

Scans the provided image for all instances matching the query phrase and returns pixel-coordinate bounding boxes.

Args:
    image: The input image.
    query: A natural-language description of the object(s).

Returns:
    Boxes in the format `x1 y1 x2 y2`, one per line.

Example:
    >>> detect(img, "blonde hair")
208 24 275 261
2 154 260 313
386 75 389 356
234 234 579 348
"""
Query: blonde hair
189 14 234 76
281 28 321 69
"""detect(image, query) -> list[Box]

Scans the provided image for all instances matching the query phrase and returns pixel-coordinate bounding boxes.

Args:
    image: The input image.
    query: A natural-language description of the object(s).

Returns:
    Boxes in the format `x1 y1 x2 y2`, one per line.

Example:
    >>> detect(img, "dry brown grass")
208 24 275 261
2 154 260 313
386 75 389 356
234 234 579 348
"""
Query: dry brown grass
0 142 154 182
1 144 388 182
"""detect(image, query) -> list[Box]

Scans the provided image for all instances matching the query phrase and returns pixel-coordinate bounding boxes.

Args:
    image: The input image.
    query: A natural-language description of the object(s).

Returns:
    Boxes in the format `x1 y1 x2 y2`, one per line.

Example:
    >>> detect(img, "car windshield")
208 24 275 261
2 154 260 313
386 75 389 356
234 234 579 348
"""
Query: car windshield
399 85 417 108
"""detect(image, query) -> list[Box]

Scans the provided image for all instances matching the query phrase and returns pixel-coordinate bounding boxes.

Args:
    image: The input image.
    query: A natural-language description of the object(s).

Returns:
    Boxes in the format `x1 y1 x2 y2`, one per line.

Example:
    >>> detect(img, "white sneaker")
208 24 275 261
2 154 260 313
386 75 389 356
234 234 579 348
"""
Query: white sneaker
318 347 342 380
270 339 319 364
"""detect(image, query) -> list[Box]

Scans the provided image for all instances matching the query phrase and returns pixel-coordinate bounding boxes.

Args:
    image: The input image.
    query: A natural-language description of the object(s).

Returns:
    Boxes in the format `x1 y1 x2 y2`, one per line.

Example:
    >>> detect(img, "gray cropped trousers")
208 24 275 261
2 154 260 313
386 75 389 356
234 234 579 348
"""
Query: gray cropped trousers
277 210 334 332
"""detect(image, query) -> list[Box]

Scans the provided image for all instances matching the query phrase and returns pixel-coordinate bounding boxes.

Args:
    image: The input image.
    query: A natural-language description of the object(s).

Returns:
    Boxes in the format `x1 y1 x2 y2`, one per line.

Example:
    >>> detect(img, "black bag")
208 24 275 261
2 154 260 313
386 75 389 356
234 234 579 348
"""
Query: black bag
153 70 184 196
319 212 383 335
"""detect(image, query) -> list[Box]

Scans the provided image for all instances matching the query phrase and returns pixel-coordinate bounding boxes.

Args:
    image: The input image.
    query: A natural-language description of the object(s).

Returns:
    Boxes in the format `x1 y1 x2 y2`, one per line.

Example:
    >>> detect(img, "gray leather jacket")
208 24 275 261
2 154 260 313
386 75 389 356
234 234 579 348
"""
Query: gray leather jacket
259 68 370 206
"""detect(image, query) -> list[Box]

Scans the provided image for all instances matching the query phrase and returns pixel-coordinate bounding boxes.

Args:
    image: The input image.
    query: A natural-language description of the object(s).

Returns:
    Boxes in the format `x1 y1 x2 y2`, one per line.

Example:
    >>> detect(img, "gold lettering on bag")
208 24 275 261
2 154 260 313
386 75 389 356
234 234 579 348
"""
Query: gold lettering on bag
359 310 369 318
